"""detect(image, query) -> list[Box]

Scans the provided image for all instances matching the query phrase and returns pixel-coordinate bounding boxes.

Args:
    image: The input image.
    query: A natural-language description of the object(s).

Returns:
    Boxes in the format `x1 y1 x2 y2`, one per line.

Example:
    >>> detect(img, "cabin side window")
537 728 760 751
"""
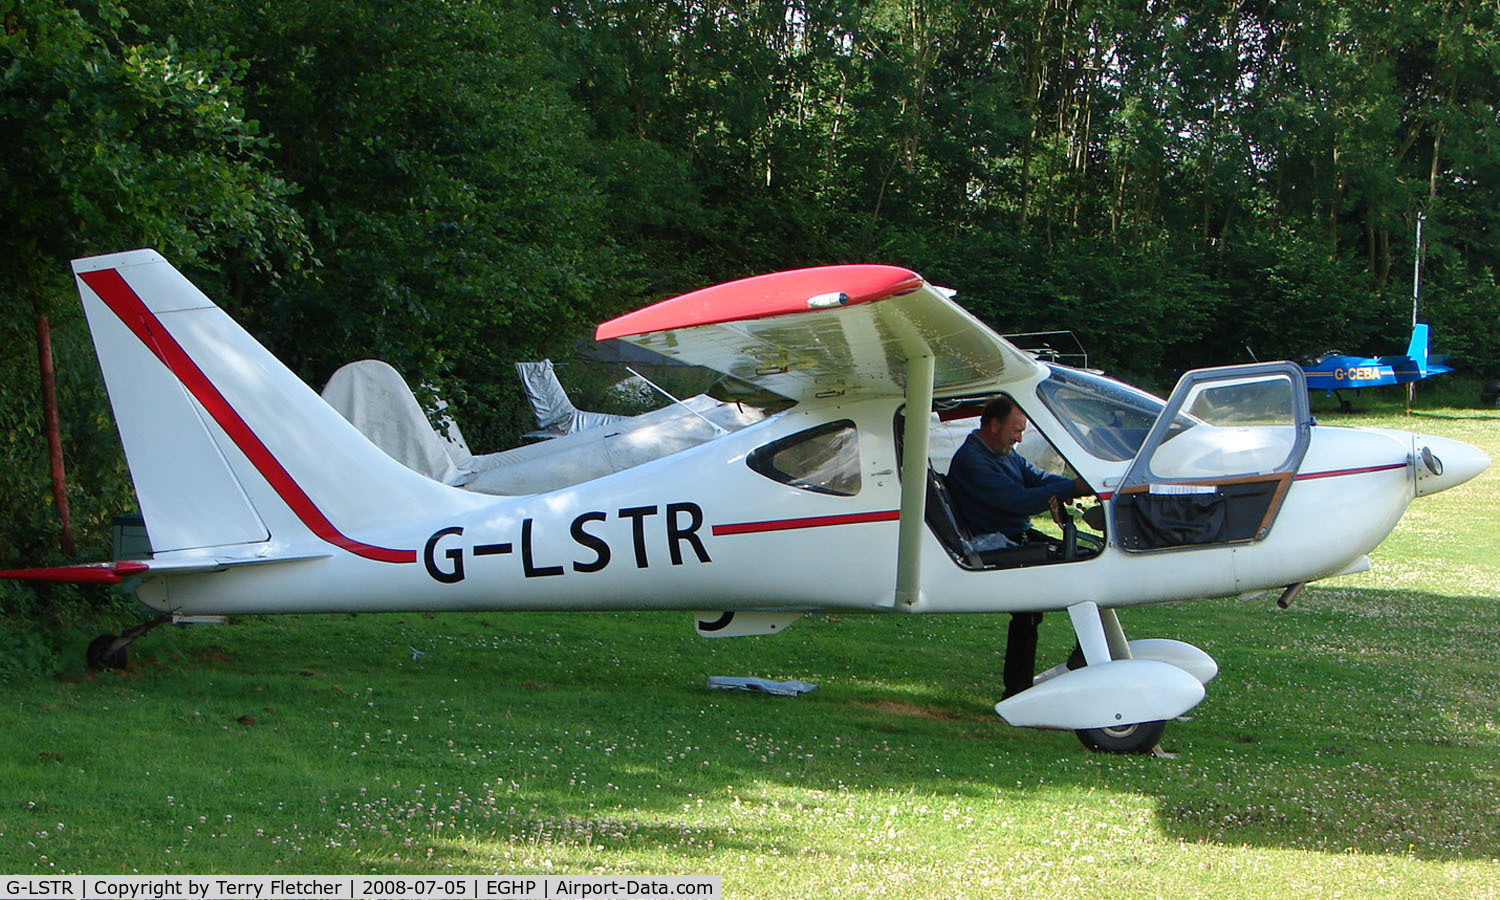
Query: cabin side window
747 420 861 496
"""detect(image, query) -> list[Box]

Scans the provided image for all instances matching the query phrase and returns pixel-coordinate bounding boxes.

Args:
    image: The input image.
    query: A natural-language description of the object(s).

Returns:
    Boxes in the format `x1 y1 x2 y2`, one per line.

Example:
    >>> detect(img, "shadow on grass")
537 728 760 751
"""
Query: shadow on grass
7 589 1497 872
1406 409 1500 422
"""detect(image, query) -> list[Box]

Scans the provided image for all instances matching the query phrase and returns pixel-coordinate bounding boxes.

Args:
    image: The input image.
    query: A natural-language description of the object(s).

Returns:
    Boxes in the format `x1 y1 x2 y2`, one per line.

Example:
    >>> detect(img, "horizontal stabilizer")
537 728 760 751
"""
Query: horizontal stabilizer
0 561 151 585
0 553 333 585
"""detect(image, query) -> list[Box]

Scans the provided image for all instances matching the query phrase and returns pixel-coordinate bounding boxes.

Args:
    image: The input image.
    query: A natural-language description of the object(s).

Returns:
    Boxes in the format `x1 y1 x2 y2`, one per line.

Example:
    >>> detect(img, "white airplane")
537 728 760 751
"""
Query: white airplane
4 250 1487 753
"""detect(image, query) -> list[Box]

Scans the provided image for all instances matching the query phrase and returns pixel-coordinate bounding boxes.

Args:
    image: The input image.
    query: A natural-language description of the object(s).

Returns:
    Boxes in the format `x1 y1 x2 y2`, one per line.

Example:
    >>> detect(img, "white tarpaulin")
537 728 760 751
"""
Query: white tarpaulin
322 360 467 485
515 359 629 438
461 395 762 495
322 359 764 496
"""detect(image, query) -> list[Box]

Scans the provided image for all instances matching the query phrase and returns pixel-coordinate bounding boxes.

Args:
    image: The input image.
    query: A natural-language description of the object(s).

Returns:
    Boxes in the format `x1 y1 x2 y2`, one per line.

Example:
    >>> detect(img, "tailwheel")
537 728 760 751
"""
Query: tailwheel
86 634 129 671
1075 719 1166 754
84 615 171 671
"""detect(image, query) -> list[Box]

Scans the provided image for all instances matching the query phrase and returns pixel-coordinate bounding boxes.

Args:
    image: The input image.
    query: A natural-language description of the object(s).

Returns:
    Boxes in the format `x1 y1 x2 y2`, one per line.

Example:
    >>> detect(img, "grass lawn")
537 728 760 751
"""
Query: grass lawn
1 398 1496 898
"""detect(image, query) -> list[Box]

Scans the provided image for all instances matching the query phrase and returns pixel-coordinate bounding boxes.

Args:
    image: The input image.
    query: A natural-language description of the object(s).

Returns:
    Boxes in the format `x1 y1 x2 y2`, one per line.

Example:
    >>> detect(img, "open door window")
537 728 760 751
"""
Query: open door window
896 399 1106 571
1113 362 1311 552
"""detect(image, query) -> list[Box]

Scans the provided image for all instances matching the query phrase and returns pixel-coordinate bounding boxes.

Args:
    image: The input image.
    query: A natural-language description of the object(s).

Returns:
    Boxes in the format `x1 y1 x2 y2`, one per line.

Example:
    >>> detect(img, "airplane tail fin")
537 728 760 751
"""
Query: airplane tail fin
72 250 468 563
1406 323 1431 376
515 359 628 439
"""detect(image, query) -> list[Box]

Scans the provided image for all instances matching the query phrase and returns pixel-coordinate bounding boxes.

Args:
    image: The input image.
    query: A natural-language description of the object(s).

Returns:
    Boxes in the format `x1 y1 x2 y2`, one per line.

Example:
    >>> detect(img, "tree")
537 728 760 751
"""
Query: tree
136 0 618 446
0 0 308 608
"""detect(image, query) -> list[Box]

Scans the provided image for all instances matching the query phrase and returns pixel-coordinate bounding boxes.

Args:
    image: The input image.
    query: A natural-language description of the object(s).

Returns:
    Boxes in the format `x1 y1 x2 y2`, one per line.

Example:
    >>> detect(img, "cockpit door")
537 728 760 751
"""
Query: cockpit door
1112 362 1312 552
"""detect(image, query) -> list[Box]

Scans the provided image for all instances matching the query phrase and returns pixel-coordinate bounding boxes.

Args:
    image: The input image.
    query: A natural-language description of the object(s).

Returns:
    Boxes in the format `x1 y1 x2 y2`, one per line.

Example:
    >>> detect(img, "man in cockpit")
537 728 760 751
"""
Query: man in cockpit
946 394 1093 699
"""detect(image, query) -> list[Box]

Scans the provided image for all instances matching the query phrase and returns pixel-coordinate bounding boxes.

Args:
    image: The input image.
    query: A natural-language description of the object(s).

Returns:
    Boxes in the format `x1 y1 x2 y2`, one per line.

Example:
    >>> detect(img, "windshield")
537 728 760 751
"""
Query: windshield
1036 366 1175 461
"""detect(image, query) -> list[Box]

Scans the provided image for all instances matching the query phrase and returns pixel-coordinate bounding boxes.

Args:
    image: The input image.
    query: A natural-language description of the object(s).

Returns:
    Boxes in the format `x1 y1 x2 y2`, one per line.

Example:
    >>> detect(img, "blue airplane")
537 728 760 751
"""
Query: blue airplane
1300 324 1452 410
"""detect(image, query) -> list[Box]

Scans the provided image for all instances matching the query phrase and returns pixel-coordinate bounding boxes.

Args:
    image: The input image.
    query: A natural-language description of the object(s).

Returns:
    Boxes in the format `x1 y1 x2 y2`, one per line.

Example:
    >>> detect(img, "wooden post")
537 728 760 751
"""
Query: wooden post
33 307 75 557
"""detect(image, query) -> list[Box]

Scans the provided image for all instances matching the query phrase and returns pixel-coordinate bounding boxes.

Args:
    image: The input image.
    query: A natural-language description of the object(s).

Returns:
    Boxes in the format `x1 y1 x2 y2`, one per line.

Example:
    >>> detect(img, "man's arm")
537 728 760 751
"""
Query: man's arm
1016 452 1094 499
1015 453 1085 504
949 436 1093 536
973 452 1076 520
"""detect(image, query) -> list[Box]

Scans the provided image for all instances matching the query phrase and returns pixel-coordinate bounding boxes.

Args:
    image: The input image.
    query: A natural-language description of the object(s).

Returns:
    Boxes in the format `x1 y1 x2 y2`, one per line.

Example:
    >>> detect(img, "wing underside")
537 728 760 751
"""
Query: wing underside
596 266 1043 403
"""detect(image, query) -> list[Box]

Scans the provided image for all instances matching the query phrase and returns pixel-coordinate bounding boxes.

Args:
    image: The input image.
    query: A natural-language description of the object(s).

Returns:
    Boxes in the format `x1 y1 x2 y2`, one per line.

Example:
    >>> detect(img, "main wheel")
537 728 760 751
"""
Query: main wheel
86 634 129 671
1075 719 1166 754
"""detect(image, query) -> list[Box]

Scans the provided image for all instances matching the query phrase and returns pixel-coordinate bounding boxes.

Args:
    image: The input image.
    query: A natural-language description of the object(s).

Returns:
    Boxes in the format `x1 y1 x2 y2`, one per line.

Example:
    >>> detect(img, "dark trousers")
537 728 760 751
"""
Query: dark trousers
1002 611 1044 699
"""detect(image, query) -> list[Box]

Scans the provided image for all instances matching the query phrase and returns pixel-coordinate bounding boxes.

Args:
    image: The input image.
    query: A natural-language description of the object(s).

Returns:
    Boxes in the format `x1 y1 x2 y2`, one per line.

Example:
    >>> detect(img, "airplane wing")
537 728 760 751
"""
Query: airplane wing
596 266 1044 402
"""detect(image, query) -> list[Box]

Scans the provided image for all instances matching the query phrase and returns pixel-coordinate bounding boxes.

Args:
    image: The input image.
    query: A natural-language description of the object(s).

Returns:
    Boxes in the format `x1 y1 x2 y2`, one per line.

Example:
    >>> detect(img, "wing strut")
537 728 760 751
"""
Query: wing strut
894 349 935 608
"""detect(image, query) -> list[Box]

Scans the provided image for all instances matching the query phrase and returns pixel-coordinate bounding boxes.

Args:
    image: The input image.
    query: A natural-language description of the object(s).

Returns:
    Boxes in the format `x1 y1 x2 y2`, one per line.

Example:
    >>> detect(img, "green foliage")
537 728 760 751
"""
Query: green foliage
0 0 312 619
134 0 619 448
3 0 1500 627
0 625 59 684
0 0 310 292
534 0 1500 399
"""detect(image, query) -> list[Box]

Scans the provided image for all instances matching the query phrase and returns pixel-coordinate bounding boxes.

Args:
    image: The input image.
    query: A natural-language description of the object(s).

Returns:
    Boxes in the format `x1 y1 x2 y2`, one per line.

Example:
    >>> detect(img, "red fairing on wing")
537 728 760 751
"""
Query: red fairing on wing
596 265 924 341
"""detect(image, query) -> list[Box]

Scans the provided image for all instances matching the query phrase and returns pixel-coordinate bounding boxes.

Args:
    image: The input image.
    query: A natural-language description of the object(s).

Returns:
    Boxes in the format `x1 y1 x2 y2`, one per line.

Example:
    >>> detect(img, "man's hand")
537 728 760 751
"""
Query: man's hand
1047 494 1068 527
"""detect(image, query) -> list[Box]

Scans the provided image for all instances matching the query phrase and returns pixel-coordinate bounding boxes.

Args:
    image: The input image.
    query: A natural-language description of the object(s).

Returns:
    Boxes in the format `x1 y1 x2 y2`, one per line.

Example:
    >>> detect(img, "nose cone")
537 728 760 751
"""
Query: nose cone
1413 434 1490 497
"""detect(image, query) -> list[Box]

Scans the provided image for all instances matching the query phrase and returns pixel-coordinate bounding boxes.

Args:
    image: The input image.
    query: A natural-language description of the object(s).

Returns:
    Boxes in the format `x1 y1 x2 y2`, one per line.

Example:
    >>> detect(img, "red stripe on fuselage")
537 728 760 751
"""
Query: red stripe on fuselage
1293 462 1408 482
79 268 416 563
712 464 1404 538
1097 462 1408 500
712 510 901 536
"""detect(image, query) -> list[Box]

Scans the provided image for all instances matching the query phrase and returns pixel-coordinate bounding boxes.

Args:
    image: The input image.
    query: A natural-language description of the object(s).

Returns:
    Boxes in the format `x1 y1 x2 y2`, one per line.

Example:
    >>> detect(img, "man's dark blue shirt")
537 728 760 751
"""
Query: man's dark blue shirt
947 430 1078 540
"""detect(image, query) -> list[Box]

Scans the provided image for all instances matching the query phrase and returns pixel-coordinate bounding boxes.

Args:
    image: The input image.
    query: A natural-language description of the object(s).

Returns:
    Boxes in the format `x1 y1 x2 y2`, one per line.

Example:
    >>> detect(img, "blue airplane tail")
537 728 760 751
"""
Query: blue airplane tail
1406 324 1431 375
1415 323 1454 378
1382 323 1453 383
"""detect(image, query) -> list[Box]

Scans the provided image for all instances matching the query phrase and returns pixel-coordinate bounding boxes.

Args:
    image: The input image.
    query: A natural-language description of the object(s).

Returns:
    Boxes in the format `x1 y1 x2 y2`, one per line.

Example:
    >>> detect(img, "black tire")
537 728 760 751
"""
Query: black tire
86 634 129 671
1075 719 1166 754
